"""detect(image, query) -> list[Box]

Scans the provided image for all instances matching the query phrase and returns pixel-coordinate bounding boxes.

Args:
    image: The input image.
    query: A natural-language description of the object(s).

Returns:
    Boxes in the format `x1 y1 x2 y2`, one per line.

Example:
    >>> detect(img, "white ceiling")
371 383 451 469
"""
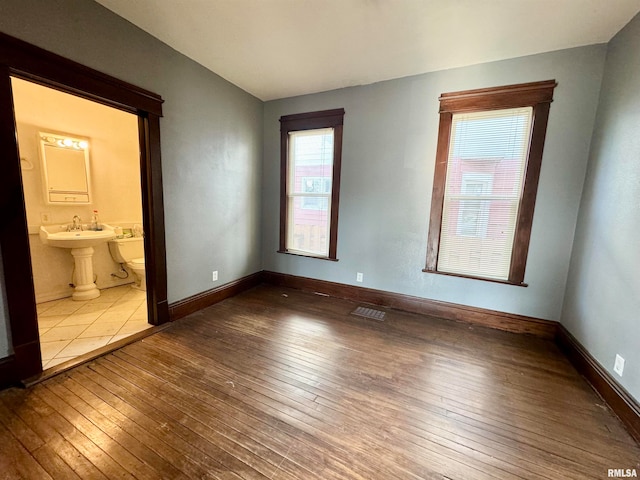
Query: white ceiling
95 0 640 101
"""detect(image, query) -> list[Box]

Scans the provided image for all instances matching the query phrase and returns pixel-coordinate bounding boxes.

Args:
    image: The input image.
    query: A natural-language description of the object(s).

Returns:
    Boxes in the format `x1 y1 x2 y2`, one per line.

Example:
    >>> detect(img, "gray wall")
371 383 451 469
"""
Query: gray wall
263 45 607 321
561 14 640 400
0 0 263 358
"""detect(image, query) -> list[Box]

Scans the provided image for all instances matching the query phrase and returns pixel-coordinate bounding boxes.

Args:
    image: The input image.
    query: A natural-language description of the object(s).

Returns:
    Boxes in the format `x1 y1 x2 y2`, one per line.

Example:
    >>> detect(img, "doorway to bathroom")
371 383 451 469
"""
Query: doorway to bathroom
12 77 151 369
0 31 169 383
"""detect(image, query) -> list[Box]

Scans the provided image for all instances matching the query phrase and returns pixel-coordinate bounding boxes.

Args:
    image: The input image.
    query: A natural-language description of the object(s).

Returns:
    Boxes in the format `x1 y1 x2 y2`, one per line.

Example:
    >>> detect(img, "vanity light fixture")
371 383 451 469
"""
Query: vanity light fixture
43 134 89 150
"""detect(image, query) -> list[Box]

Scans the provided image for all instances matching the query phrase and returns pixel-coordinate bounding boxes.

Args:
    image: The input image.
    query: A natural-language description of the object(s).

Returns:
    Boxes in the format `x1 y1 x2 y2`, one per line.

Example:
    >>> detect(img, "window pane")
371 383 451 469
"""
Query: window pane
301 176 332 194
289 129 334 195
286 128 334 256
438 107 533 280
301 195 329 211
287 196 330 256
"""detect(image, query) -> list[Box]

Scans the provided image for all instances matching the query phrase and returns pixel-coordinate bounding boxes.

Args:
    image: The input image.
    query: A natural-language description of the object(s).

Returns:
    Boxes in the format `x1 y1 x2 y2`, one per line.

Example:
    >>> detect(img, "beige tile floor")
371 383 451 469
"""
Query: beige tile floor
37 284 151 369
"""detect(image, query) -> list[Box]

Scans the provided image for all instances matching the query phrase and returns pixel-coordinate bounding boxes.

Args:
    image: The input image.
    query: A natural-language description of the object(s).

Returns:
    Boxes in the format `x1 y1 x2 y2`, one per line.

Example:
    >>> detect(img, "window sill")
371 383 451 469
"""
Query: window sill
422 268 528 287
277 250 339 262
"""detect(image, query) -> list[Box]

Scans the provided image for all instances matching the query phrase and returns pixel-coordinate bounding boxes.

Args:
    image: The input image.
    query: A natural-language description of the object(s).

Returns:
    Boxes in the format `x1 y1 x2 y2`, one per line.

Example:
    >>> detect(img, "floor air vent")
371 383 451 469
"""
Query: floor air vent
351 306 386 321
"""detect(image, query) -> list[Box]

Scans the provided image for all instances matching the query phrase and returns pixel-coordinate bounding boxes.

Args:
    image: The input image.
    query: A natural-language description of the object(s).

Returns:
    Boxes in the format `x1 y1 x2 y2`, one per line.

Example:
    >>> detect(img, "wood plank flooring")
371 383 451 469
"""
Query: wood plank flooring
1 284 638 479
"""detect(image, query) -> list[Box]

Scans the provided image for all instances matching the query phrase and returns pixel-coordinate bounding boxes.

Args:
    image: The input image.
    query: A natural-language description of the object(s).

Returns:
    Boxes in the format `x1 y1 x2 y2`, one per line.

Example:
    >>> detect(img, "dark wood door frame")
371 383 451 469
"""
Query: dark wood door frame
0 32 169 381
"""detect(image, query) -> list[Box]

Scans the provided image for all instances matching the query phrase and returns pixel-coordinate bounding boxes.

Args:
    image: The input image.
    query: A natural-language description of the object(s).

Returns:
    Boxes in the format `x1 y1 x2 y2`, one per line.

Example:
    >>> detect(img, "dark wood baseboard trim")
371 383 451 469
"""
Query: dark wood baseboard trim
262 271 640 442
262 271 558 339
5 269 638 446
556 325 640 444
13 340 43 380
169 271 264 321
0 355 18 389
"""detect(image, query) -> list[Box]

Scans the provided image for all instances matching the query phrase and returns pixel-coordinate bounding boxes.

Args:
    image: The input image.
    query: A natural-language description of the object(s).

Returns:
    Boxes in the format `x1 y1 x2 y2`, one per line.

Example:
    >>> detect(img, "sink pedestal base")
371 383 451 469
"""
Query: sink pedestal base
70 246 100 301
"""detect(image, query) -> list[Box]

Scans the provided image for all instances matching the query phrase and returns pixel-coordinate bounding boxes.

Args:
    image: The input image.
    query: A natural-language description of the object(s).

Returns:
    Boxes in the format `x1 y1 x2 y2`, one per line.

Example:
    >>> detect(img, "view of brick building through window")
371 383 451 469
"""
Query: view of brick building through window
287 129 333 255
279 108 344 260
426 81 555 285
438 107 532 280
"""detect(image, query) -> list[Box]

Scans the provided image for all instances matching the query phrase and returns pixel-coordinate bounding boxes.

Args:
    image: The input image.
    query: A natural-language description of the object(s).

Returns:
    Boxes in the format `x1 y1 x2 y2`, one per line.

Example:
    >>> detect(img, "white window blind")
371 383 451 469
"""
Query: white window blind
437 107 533 280
286 128 334 256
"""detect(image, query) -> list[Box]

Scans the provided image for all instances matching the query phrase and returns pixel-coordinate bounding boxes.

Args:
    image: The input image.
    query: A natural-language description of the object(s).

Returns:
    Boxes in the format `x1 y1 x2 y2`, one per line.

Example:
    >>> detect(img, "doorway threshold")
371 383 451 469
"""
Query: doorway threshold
22 322 171 387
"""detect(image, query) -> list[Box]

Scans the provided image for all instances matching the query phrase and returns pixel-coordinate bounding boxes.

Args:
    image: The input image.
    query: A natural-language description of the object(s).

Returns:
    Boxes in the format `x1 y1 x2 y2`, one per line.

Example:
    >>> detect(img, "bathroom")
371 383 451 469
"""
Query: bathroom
12 77 151 369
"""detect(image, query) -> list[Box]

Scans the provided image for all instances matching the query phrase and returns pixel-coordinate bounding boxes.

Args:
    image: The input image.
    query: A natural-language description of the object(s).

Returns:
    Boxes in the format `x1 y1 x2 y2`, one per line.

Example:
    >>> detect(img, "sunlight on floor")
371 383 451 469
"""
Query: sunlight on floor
37 284 151 369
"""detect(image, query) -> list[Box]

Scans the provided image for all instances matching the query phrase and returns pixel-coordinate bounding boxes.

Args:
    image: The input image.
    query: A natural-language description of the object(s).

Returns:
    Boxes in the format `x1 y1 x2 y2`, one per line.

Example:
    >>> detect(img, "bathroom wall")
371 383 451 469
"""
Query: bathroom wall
0 0 263 358
13 78 142 303
262 45 607 321
561 12 640 401
13 79 142 229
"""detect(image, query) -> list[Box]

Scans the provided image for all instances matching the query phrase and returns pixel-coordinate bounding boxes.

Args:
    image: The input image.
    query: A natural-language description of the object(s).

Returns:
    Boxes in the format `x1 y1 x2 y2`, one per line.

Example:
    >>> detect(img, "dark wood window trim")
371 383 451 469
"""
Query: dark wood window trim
279 108 345 260
424 80 557 286
0 32 168 381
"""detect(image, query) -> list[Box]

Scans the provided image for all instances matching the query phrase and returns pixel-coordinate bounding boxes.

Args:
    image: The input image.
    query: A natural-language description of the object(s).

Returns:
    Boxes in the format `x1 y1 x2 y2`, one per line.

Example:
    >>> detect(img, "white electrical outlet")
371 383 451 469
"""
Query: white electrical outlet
212 271 218 282
356 272 363 283
40 212 51 224
614 354 625 377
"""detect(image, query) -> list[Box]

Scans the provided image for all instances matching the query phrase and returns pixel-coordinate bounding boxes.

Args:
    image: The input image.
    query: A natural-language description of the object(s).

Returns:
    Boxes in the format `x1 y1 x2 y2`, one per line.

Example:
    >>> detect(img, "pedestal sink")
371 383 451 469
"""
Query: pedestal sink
40 224 116 301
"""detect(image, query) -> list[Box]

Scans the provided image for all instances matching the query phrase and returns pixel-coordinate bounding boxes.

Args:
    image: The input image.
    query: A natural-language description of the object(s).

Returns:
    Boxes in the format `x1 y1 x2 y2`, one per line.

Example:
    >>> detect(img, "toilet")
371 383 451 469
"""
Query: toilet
108 237 146 291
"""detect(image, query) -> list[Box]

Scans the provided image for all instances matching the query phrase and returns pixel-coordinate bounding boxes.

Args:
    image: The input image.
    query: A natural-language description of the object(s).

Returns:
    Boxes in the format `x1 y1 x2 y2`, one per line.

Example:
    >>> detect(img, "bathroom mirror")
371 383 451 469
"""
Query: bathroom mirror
39 131 92 204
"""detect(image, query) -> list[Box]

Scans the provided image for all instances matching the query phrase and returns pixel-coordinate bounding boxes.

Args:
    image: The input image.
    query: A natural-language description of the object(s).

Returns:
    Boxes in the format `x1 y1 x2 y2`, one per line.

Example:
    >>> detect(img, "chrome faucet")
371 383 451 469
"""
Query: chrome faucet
68 215 83 232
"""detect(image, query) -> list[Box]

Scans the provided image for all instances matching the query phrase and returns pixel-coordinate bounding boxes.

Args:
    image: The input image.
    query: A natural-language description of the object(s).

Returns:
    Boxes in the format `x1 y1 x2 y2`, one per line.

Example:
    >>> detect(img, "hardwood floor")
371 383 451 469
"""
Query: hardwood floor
0 284 638 479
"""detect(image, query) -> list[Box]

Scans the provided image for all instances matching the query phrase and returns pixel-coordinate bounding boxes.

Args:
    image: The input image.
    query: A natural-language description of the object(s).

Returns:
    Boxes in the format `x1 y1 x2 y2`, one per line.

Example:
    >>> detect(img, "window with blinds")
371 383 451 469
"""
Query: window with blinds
438 108 533 280
425 81 556 285
279 108 345 260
